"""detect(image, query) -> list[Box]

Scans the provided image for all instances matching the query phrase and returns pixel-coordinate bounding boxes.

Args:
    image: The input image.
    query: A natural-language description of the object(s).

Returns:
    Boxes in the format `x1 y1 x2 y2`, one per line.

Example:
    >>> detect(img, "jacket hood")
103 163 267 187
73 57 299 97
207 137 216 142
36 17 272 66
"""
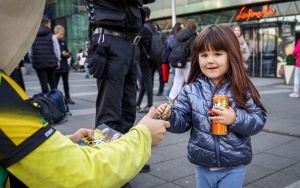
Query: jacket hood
37 25 52 37
176 28 197 42
0 0 44 75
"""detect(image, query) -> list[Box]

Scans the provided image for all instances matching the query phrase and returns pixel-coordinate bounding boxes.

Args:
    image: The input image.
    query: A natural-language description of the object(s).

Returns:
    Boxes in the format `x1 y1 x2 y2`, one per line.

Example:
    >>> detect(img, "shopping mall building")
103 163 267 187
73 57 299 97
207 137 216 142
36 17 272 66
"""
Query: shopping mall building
45 0 300 78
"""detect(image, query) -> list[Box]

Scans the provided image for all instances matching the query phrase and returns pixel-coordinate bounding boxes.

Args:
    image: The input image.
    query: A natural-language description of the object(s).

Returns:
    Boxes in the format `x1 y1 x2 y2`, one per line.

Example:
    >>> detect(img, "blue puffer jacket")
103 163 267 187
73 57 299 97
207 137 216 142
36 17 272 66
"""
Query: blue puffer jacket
168 76 266 168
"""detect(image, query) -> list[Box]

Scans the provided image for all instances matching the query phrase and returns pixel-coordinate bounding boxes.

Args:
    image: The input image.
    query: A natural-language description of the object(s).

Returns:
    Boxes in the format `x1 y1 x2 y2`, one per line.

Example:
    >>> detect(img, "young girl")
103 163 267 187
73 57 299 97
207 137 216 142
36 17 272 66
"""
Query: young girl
156 24 267 188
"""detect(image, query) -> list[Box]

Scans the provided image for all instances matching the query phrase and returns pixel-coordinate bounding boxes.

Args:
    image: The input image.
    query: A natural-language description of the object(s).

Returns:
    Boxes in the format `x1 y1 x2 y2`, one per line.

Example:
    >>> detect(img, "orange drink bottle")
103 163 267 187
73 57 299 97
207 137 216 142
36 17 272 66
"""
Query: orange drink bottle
211 95 229 135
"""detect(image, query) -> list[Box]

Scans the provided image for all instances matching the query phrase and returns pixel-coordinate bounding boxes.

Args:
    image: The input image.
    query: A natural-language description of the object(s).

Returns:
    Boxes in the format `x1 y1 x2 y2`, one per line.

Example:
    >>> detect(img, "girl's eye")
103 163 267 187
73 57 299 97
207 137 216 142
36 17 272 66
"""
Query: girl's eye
200 54 207 57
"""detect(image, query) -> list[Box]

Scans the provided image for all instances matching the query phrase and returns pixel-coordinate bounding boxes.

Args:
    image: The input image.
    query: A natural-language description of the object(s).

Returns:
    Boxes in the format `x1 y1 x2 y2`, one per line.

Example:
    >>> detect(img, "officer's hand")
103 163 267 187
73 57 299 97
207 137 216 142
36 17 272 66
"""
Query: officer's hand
87 44 107 78
70 128 94 143
138 106 170 146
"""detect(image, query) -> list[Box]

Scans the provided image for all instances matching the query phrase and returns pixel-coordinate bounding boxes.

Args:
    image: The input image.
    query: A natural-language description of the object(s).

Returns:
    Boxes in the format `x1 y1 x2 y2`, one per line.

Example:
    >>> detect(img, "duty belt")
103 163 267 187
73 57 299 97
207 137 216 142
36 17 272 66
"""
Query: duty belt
93 28 141 45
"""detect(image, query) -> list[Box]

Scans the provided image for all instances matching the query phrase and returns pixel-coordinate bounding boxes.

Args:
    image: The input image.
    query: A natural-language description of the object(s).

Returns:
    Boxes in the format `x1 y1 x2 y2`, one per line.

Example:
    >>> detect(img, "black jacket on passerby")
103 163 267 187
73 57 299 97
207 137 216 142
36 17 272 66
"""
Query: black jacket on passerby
55 40 70 73
173 27 197 61
87 0 155 34
139 20 156 61
31 25 58 69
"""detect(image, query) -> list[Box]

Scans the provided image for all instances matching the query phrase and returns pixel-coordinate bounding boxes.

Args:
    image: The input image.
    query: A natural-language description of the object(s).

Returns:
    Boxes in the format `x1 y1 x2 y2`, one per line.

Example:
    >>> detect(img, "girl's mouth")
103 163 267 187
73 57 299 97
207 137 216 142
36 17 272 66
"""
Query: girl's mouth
207 67 217 70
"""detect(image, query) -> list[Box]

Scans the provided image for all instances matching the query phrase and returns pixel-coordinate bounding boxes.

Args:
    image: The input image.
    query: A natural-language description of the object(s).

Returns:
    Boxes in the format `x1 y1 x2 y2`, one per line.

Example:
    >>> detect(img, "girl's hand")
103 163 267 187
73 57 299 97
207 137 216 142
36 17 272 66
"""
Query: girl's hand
209 106 236 125
156 103 172 120
156 103 169 116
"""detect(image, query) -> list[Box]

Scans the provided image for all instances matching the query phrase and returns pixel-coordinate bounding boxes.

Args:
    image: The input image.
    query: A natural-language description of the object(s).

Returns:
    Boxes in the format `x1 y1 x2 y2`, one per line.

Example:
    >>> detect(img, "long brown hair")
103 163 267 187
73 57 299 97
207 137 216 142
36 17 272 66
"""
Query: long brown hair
187 24 266 112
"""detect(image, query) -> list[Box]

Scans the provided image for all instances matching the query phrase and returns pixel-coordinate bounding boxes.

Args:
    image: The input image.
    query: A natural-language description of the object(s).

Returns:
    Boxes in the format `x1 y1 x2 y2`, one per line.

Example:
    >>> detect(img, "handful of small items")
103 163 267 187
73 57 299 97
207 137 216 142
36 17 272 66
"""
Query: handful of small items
156 101 173 120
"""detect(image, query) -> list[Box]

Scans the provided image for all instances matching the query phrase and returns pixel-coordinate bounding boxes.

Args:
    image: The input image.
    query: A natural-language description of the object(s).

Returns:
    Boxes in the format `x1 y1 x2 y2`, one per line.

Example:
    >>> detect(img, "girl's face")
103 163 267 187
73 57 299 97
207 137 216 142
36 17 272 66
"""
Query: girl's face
199 50 229 86
233 27 241 37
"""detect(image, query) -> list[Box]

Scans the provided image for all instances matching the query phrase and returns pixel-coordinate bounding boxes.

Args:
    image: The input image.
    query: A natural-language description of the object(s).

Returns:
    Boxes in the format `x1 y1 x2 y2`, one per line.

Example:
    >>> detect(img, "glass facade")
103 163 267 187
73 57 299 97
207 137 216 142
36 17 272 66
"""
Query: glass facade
48 0 300 77
45 0 88 57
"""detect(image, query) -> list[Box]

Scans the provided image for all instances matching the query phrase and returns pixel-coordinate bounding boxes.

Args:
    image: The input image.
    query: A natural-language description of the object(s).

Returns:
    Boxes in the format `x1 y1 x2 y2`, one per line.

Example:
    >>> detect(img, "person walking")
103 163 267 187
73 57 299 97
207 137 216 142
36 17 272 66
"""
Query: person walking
162 22 184 98
156 24 267 188
29 17 60 94
151 24 166 96
53 25 75 104
289 39 300 98
84 41 90 79
232 25 250 69
168 19 197 101
85 1 156 184
136 7 156 114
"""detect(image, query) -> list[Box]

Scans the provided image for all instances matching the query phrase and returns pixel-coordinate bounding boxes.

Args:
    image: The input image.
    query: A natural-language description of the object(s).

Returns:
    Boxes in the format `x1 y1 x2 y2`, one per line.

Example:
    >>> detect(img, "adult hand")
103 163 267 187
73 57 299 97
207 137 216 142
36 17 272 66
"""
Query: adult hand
138 106 170 147
56 62 60 70
70 128 94 143
62 51 70 57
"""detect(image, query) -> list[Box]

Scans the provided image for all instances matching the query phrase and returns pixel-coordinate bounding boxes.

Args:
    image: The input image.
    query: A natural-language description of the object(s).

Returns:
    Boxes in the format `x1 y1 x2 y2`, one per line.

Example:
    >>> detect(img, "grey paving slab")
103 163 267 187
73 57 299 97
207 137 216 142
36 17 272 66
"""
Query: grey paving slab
151 142 188 160
244 164 276 185
147 182 184 188
251 172 299 188
265 140 300 161
172 175 197 188
130 173 167 188
244 184 264 188
252 153 298 171
251 132 296 154
284 180 300 188
147 158 195 181
281 162 300 178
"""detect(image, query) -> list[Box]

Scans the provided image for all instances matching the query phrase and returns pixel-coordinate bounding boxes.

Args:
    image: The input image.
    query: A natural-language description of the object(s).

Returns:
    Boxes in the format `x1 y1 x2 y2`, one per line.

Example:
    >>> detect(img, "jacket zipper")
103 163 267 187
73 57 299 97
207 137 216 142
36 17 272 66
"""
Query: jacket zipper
213 136 221 167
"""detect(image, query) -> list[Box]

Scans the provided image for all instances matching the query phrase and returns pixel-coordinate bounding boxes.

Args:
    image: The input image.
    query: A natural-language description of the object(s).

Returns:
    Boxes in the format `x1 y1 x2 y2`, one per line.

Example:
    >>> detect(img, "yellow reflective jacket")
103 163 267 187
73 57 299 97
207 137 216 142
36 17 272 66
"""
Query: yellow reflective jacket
0 70 152 187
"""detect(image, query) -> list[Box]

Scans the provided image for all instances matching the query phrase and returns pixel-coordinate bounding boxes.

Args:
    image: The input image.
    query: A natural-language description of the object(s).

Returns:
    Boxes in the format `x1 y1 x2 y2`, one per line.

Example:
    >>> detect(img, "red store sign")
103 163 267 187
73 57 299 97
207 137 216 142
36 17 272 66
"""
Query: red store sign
236 5 276 20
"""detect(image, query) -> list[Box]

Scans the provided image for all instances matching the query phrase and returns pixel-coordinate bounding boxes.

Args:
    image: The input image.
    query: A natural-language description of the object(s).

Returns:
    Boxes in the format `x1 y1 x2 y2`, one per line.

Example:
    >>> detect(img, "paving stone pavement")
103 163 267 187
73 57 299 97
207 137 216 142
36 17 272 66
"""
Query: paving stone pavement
23 70 300 188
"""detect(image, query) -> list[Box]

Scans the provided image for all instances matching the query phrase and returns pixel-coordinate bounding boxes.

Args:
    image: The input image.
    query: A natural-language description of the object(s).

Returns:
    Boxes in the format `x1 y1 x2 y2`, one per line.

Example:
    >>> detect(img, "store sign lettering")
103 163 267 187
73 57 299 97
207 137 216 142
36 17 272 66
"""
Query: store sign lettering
236 5 276 20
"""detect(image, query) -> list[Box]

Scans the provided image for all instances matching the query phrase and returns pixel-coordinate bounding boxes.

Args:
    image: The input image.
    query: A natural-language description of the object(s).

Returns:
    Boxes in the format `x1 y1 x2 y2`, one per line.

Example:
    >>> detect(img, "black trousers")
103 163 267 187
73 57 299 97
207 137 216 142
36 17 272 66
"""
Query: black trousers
10 67 26 92
136 59 153 107
35 67 57 94
94 34 140 134
151 60 164 94
55 72 70 99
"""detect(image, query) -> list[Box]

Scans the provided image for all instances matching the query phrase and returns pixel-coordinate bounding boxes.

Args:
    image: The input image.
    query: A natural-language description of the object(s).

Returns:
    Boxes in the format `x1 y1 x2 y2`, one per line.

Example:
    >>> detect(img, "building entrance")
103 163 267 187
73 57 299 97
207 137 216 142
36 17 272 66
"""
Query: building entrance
244 26 278 77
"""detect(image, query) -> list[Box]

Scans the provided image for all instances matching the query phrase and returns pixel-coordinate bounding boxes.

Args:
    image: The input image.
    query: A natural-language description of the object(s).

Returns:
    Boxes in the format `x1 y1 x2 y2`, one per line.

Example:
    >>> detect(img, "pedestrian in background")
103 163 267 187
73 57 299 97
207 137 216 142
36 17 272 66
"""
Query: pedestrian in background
85 1 156 185
289 39 300 98
10 63 26 92
136 6 156 114
84 41 90 79
54 25 75 104
77 49 85 72
156 24 267 188
29 17 60 94
151 24 167 96
232 25 250 69
168 19 197 101
162 22 184 98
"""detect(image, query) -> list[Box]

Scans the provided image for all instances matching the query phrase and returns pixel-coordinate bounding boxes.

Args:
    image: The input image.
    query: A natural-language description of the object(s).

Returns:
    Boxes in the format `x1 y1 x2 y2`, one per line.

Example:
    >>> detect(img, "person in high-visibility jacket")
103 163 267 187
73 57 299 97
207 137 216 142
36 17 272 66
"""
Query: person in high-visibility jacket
0 0 170 187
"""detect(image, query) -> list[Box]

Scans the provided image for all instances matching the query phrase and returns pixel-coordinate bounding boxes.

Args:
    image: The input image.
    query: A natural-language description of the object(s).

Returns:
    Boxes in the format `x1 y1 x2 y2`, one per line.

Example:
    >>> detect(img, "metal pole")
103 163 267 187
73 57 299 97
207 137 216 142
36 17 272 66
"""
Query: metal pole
172 0 176 26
